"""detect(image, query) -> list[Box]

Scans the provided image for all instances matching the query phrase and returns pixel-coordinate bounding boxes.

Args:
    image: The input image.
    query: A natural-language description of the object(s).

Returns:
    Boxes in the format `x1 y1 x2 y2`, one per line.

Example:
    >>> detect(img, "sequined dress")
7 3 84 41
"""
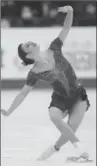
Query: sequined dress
26 38 90 111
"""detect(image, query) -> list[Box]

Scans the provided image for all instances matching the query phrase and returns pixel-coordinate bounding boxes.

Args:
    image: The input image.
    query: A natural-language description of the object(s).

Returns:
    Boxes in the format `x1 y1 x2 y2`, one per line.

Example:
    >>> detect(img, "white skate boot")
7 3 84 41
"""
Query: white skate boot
66 152 93 163
37 146 58 161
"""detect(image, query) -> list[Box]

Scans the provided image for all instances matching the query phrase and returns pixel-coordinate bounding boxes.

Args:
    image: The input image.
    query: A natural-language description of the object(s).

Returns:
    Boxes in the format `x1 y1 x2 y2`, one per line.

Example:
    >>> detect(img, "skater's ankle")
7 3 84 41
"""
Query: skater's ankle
54 145 60 151
72 142 88 156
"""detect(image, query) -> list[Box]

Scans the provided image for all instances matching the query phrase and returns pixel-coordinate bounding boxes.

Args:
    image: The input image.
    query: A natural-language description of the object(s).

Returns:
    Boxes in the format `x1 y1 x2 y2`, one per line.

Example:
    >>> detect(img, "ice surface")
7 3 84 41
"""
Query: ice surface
1 89 96 166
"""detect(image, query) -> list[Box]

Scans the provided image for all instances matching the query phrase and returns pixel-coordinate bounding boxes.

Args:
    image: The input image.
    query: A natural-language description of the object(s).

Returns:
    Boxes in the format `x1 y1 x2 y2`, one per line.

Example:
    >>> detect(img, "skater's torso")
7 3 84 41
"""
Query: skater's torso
26 38 80 97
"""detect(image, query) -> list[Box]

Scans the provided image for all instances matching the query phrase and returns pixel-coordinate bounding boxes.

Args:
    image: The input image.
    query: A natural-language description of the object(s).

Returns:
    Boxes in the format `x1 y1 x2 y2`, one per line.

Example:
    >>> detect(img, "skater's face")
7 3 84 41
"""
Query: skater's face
21 41 40 59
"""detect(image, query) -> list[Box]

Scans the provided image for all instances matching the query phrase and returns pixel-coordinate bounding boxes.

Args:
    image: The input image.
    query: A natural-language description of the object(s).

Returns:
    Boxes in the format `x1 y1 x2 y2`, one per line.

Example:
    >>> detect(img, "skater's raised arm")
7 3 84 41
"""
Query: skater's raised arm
1 84 32 116
58 6 73 43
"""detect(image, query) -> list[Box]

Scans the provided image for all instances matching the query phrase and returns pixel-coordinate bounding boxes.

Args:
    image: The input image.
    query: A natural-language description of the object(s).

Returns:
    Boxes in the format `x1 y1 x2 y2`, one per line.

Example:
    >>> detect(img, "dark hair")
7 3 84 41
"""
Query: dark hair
18 44 34 66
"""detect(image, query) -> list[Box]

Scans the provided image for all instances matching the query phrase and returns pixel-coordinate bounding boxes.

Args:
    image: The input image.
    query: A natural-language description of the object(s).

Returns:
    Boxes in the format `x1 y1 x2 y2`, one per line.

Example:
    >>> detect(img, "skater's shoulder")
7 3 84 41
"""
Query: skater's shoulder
27 69 39 78
26 69 39 87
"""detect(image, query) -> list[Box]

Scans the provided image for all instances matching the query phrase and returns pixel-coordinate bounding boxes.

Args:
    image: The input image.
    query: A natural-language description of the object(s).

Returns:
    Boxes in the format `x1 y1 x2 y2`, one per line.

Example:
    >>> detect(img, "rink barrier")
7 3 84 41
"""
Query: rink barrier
1 78 96 89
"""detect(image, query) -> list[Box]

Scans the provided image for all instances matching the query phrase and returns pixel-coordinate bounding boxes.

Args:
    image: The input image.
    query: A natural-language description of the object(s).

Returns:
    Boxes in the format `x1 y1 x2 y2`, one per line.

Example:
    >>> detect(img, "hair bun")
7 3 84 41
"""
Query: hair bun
21 61 27 66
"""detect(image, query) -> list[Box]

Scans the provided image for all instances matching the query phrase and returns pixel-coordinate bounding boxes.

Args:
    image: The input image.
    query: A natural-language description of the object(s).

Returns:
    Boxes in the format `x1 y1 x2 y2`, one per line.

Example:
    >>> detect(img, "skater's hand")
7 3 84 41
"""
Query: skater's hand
1 109 10 116
58 6 73 13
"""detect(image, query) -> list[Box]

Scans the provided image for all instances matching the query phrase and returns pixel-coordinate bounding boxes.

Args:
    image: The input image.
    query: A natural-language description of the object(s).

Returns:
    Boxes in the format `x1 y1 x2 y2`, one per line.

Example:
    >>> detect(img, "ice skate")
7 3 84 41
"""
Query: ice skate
37 146 58 161
66 152 93 163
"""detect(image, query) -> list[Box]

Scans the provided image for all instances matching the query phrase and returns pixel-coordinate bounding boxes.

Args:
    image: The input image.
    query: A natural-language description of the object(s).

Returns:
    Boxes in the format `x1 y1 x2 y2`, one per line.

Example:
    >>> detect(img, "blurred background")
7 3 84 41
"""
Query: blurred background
1 0 96 27
1 0 96 89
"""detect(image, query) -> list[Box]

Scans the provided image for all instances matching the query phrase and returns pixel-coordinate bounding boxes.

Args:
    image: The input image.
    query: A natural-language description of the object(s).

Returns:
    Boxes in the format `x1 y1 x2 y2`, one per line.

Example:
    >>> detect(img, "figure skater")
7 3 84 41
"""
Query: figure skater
1 6 91 162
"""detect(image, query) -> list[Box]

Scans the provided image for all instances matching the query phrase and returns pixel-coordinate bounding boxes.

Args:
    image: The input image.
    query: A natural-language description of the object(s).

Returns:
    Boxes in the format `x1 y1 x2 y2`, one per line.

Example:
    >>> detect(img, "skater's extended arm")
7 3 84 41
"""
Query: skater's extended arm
1 84 32 116
58 6 73 43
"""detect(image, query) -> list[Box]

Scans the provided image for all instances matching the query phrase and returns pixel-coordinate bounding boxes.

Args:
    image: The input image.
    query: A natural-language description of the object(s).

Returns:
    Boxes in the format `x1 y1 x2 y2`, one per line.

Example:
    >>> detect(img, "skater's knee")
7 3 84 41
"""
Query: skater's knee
68 121 79 132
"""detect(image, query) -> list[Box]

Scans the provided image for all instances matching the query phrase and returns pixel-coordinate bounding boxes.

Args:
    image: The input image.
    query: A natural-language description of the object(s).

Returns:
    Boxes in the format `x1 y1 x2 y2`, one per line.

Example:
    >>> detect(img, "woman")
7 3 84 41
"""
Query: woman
1 6 91 162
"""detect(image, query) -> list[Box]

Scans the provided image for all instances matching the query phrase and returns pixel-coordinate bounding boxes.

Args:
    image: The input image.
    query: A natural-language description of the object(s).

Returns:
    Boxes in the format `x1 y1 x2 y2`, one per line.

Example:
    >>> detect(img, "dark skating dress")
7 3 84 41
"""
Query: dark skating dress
26 38 90 112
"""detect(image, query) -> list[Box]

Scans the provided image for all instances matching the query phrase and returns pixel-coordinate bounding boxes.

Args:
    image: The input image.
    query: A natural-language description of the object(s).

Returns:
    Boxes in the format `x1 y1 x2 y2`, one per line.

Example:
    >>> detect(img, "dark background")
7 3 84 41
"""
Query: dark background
1 0 96 27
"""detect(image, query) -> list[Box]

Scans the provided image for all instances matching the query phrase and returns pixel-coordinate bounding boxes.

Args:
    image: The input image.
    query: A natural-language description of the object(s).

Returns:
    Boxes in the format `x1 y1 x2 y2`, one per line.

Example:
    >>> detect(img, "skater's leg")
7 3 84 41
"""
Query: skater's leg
54 100 87 150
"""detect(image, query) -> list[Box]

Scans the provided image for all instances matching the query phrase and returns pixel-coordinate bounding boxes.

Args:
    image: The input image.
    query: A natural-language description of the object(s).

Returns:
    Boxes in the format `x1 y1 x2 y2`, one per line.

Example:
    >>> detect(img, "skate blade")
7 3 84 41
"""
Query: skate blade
78 159 93 163
36 156 49 161
66 158 93 163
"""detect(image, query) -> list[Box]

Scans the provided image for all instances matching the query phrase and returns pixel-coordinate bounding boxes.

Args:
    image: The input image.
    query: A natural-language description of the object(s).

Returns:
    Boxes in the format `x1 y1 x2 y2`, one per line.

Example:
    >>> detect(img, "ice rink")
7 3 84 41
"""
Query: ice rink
1 89 96 166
